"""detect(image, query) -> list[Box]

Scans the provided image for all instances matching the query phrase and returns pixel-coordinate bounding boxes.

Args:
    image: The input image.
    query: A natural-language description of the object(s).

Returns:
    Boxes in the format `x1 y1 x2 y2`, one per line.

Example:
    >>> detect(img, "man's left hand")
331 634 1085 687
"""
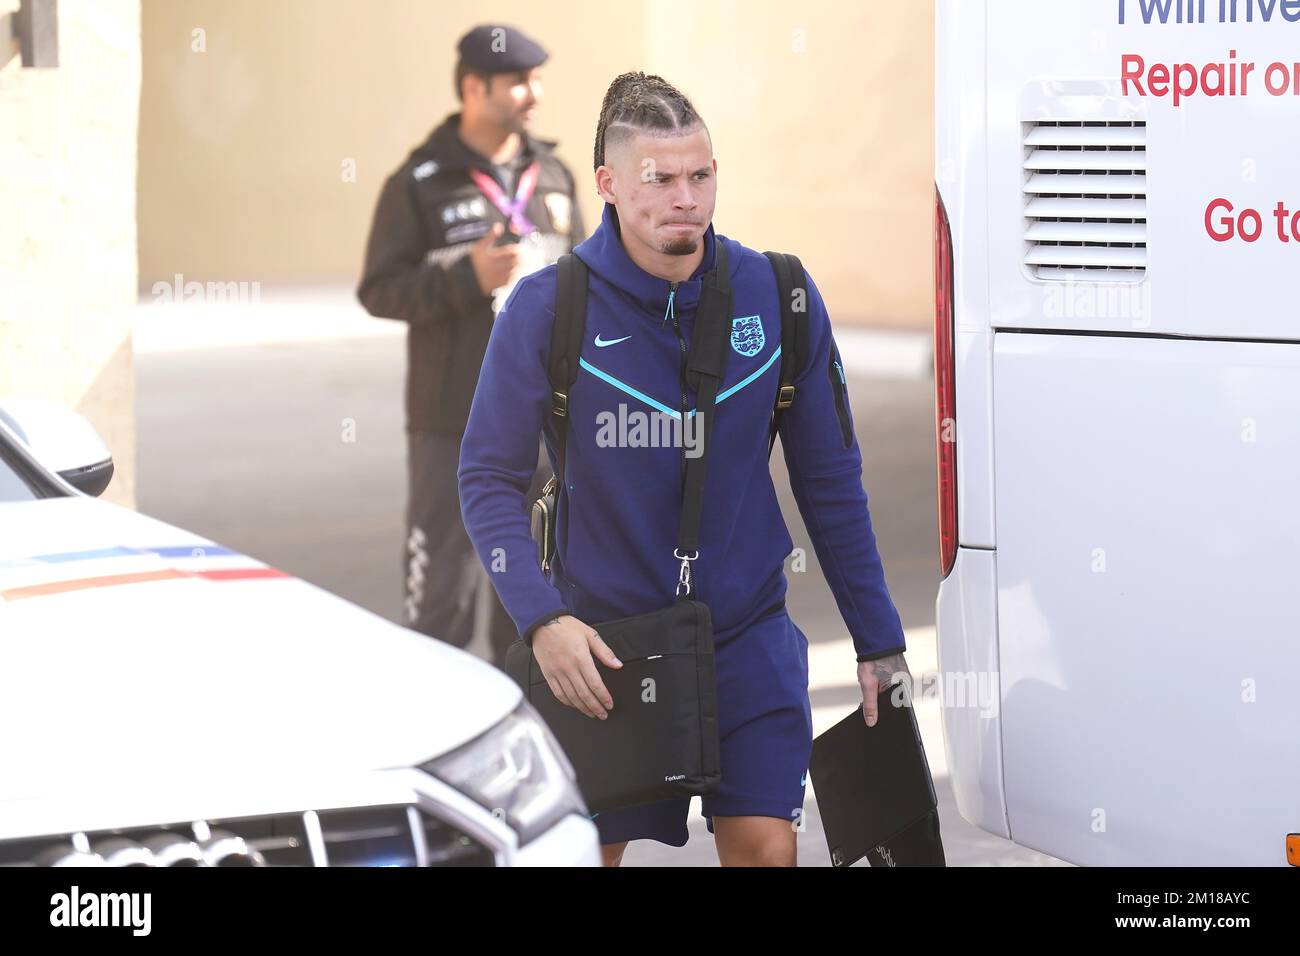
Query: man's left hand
857 652 911 728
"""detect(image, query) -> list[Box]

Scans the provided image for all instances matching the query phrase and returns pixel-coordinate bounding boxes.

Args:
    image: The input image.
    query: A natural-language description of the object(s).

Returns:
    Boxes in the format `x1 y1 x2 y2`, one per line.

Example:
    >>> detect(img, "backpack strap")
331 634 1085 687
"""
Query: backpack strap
548 253 588 488
762 251 808 459
675 241 731 584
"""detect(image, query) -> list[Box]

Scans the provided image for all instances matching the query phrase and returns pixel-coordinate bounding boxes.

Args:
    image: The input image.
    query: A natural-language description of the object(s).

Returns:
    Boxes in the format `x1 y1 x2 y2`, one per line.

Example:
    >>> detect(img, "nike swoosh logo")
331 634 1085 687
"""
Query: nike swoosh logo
594 334 631 347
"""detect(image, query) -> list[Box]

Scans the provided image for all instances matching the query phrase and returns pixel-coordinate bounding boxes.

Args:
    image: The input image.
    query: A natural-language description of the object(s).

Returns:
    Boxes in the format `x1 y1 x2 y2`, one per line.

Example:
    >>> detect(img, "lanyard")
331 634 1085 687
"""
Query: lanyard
467 162 540 235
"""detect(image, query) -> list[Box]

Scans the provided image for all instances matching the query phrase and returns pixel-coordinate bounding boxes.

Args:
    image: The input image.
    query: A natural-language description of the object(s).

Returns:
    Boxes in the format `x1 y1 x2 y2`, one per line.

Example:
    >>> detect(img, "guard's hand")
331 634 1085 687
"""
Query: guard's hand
469 222 520 295
857 652 911 728
530 614 623 719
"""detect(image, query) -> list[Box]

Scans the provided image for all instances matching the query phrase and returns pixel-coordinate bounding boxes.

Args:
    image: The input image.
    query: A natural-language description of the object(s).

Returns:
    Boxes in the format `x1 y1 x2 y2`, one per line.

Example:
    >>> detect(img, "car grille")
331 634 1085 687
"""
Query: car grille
0 805 495 867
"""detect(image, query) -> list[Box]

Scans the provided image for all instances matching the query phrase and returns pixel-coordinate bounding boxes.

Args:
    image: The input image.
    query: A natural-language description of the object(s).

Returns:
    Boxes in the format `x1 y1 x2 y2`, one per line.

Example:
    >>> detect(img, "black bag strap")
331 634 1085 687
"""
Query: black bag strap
548 253 588 491
675 241 730 596
762 251 808 459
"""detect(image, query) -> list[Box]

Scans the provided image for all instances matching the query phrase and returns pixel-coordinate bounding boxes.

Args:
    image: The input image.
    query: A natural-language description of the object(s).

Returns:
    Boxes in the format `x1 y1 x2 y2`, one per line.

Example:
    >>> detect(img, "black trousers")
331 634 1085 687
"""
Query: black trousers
403 430 548 669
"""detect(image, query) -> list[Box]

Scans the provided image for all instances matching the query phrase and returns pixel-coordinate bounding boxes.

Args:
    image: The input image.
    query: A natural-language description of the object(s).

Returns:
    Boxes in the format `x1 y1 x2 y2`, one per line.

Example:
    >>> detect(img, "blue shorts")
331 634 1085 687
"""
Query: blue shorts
590 607 813 847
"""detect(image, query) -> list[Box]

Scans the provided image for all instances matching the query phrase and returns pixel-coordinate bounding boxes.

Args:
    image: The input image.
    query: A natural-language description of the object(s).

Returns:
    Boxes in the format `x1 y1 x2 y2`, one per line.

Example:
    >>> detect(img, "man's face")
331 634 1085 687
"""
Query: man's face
475 69 543 134
596 127 717 258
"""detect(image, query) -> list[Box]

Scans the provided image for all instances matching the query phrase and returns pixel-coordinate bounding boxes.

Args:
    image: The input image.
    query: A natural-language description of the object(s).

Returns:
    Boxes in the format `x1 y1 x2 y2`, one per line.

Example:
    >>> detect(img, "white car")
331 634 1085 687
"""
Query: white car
935 0 1299 866
0 399 600 867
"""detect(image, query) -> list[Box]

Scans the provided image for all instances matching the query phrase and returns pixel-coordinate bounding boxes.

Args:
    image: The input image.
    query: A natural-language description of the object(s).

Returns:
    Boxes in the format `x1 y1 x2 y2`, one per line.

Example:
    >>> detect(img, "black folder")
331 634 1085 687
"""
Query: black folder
808 685 946 867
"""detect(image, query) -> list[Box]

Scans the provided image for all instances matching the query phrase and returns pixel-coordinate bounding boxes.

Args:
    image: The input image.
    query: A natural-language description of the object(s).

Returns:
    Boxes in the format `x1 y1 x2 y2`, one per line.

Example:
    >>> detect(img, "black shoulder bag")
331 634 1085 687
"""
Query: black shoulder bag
507 244 734 814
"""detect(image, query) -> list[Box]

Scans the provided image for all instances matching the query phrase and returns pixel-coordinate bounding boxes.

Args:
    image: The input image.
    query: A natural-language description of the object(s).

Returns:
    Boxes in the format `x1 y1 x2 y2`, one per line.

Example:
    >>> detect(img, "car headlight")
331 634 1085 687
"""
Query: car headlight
421 699 588 847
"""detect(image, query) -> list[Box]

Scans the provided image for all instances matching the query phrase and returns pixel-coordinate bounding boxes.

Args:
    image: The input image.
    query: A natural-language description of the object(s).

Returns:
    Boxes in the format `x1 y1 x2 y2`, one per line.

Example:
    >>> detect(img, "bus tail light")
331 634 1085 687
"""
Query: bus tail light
934 189 958 578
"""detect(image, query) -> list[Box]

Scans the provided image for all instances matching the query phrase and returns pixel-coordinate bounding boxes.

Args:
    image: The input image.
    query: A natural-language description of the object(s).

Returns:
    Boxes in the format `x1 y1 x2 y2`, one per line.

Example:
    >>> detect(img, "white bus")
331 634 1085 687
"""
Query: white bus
934 0 1299 866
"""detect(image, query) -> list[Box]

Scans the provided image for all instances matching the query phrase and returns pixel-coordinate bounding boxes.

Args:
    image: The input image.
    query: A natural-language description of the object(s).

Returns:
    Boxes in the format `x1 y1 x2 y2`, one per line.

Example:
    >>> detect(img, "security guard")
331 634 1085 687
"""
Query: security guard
357 24 585 667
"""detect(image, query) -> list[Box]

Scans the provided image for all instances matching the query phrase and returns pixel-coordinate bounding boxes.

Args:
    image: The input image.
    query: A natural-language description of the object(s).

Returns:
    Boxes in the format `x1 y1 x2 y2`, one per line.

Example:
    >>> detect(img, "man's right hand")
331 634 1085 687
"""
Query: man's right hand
530 614 622 719
469 222 520 295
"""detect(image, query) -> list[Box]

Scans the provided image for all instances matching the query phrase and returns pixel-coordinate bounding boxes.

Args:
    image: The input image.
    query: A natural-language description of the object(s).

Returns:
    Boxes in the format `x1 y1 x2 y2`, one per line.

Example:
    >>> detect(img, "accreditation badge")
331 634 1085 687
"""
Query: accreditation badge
491 231 550 317
544 192 572 234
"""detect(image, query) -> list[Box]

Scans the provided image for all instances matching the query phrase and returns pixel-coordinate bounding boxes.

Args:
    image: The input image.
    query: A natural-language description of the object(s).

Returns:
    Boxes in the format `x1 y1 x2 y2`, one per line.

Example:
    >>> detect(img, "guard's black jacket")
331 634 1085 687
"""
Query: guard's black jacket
357 112 585 434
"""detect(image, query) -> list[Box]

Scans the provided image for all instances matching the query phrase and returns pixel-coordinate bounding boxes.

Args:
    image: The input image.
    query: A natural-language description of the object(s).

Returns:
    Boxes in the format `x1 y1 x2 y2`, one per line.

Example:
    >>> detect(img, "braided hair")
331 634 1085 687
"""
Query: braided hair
593 71 706 170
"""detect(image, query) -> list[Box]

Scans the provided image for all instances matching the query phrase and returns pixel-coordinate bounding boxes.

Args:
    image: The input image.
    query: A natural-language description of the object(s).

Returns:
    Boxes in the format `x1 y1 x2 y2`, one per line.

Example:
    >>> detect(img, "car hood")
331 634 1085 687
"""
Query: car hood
0 497 522 803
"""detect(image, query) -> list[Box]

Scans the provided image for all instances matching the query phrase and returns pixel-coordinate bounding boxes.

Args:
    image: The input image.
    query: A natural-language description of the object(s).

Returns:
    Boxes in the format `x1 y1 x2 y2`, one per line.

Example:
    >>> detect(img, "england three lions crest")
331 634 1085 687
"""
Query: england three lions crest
730 315 764 357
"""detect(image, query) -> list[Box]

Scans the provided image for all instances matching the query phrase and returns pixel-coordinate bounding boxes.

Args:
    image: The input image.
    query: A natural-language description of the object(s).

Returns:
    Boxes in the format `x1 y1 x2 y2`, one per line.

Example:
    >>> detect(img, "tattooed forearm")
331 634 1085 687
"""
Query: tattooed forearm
867 653 909 688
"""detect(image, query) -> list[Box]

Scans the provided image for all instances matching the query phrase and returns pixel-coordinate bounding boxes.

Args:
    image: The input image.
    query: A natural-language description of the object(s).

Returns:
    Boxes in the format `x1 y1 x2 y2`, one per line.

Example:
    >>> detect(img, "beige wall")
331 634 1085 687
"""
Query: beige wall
139 0 933 328
1 0 141 507
646 1 934 327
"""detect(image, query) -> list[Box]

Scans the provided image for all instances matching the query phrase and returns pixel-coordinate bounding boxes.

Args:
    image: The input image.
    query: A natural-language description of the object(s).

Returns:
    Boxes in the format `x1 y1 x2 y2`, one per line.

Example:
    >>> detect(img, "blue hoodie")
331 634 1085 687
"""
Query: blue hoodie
458 204 906 661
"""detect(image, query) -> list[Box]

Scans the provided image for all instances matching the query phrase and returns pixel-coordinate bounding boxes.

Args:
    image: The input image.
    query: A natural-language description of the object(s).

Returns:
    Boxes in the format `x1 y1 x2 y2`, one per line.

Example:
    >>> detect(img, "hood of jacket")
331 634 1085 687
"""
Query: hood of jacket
573 203 743 319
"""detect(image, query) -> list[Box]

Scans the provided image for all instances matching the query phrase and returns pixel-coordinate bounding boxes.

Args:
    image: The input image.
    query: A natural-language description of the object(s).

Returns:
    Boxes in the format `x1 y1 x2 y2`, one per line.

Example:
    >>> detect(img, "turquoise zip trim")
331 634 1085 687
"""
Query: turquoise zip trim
716 346 782 402
578 344 782 419
579 357 693 419
662 288 676 326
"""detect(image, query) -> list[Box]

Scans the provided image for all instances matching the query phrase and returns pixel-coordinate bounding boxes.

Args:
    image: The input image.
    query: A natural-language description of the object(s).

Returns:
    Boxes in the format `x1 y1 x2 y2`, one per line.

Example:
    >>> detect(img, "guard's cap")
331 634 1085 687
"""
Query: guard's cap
456 24 549 75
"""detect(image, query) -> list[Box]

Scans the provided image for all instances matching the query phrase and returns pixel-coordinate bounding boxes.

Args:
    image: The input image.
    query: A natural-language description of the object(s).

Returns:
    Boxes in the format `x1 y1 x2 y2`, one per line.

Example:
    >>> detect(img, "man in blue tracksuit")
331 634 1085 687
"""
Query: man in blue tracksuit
458 72 910 867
